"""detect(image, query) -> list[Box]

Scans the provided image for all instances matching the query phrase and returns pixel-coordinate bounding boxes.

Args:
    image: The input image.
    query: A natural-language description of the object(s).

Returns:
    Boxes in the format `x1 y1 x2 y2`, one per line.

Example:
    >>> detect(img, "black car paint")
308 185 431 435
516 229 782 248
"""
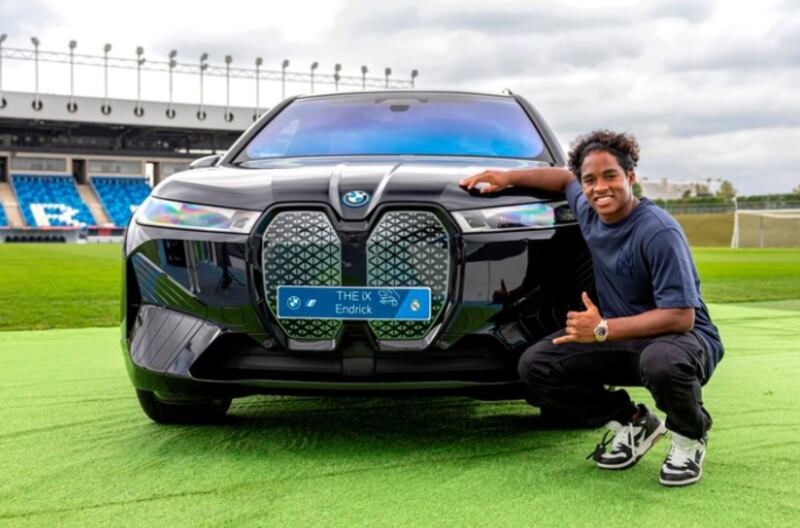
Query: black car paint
122 92 593 400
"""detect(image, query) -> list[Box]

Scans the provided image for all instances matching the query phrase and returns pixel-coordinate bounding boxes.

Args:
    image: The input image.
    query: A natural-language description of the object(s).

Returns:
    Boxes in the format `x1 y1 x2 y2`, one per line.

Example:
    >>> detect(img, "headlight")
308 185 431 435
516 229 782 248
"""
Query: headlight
452 201 576 233
135 197 259 234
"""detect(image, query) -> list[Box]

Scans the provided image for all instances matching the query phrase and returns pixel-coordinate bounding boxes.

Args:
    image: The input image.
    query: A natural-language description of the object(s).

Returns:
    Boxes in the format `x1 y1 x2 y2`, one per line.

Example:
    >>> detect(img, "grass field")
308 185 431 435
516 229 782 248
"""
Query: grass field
673 213 734 247
0 244 799 526
1 244 799 331
1 302 799 526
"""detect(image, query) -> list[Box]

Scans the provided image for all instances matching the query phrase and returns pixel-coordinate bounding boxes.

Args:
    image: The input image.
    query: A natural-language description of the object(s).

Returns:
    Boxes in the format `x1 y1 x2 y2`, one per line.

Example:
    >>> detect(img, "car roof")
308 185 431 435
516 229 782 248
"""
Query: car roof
293 90 516 101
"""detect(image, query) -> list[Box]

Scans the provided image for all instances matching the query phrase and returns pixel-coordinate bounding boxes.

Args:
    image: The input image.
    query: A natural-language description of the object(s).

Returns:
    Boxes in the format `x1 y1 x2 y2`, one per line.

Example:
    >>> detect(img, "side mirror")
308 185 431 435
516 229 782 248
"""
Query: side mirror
189 154 221 170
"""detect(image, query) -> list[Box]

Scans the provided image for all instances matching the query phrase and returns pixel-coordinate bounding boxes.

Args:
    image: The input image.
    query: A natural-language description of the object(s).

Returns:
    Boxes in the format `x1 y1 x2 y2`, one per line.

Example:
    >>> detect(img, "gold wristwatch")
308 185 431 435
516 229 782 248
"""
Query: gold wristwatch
594 318 609 342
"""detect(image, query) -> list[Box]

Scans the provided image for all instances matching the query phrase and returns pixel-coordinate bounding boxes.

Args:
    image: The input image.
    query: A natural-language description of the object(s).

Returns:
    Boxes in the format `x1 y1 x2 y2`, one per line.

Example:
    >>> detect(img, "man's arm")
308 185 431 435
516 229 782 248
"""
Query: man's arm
459 167 575 194
552 292 694 345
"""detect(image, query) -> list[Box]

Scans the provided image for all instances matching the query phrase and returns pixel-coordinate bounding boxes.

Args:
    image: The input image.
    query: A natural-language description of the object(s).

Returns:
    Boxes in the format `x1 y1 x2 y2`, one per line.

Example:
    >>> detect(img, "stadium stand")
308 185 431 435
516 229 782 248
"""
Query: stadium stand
11 175 96 227
0 204 8 227
91 177 151 227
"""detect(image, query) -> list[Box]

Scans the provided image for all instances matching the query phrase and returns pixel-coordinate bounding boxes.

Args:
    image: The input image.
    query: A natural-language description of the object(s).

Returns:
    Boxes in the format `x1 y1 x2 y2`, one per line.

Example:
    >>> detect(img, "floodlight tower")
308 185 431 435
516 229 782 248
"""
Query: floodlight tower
0 33 6 108
310 61 318 93
384 67 391 89
281 59 289 99
224 55 233 121
361 65 368 90
198 52 208 120
101 43 112 114
67 40 77 112
134 46 145 116
334 63 342 92
31 36 42 110
166 49 177 118
411 69 418 89
254 57 263 120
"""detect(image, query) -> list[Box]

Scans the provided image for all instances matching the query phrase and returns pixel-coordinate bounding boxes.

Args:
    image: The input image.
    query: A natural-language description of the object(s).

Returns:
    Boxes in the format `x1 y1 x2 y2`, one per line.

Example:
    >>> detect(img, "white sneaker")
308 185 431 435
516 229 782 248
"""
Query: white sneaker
659 432 707 487
588 404 667 470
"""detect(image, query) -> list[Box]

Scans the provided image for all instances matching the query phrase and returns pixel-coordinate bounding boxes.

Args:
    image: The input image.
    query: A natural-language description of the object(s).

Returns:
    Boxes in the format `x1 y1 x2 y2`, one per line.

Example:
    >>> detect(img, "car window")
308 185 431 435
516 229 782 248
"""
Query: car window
240 94 547 161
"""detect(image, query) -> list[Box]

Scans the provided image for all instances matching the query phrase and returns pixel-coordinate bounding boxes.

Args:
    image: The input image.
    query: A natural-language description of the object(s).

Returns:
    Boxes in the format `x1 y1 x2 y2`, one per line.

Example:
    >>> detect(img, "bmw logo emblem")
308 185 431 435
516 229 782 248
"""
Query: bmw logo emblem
342 190 370 207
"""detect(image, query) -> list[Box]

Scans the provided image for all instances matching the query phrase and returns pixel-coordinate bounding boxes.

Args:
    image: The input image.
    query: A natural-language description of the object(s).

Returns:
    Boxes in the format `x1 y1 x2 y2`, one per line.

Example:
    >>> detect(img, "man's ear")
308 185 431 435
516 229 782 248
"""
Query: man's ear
627 170 637 184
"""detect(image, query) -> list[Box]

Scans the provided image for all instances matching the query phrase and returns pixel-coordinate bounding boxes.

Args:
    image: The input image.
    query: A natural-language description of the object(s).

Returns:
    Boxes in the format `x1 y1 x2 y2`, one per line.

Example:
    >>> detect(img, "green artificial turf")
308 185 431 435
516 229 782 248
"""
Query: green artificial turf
0 244 121 331
0 302 798 526
693 248 800 303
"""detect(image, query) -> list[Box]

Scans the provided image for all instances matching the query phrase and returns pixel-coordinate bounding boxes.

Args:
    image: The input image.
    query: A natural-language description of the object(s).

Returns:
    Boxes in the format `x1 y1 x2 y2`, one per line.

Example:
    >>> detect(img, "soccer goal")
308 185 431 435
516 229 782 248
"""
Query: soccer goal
731 209 800 248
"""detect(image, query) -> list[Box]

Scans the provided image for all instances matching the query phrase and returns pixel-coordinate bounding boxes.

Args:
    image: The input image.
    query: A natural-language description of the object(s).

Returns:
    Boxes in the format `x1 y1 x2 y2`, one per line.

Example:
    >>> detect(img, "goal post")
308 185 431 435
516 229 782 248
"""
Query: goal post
731 208 800 248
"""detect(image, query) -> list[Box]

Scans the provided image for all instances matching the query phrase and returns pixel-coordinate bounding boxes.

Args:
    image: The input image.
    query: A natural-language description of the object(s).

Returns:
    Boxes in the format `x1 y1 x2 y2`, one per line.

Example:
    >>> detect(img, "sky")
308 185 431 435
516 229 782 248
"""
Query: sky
0 0 798 194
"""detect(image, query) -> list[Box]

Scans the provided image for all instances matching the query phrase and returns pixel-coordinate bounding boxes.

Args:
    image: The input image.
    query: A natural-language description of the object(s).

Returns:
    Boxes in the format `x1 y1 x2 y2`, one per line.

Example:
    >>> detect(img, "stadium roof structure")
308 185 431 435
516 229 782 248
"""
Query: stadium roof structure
0 91 247 157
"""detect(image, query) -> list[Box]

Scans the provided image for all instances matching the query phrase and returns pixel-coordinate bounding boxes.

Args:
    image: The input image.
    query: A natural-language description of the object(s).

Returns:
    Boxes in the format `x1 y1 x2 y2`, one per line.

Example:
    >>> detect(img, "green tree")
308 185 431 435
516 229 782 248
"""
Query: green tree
716 180 737 201
632 181 643 198
694 183 711 197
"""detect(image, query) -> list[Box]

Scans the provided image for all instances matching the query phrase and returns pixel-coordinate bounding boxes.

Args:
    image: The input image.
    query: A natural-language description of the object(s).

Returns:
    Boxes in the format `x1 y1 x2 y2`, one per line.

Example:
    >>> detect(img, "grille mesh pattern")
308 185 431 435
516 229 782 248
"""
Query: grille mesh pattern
367 211 450 340
262 211 342 340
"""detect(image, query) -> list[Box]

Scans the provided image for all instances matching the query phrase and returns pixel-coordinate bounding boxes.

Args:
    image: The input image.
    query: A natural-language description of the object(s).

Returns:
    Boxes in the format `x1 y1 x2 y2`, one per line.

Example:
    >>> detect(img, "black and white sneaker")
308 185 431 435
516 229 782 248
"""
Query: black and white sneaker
659 432 707 487
588 404 667 470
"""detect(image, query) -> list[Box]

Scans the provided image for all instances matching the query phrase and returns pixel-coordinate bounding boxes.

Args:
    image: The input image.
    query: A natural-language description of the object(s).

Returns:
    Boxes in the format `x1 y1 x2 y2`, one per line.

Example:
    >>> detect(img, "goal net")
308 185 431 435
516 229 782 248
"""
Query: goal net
731 209 800 248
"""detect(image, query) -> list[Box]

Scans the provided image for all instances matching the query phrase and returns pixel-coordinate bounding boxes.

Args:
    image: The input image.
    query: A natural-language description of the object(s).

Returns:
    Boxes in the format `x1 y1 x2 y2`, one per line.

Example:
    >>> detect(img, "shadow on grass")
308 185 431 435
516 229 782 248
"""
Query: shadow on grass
142 396 593 462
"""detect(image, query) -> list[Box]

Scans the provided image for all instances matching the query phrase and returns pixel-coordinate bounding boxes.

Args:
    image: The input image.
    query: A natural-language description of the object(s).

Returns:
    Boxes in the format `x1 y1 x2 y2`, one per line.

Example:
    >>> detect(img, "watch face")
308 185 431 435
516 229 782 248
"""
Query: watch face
596 326 608 337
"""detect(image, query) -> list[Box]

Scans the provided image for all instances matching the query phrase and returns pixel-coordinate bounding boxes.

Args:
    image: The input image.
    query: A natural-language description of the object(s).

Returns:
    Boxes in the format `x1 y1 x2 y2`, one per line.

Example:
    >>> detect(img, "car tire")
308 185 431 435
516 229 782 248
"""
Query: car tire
135 389 231 425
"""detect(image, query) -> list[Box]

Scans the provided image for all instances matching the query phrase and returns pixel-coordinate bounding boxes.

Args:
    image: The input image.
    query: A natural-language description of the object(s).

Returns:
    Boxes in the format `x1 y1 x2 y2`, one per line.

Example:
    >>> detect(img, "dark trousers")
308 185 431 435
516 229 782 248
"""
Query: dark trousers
518 330 711 439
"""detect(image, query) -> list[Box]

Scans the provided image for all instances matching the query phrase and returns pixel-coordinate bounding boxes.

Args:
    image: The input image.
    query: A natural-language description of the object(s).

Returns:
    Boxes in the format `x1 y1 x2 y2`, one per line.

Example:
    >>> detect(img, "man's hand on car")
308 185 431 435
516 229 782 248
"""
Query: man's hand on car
459 170 514 193
553 292 602 345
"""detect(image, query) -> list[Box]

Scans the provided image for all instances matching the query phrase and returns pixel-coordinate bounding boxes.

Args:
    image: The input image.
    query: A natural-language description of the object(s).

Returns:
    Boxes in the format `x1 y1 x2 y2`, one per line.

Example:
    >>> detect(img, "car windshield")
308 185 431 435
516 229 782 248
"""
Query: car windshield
239 93 547 161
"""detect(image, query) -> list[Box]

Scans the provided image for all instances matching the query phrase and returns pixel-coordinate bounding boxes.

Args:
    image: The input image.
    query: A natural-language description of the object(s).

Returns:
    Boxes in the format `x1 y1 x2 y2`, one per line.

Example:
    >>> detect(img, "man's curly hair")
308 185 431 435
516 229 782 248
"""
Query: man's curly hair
567 129 640 178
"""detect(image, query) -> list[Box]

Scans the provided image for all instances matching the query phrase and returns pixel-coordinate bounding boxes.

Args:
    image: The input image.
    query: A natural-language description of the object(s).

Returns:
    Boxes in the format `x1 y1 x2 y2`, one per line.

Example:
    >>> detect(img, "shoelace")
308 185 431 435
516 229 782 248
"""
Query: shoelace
586 422 635 460
665 436 700 468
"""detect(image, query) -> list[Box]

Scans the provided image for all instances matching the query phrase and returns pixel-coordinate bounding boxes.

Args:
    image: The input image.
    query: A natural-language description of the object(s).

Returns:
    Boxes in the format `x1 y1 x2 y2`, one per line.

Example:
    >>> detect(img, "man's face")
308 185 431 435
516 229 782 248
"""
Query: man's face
580 150 637 223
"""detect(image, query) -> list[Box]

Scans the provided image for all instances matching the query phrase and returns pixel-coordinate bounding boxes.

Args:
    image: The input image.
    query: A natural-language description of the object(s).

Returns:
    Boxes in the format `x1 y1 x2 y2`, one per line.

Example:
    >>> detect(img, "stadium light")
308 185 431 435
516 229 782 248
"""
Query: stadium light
411 69 418 89
254 56 263 120
101 43 112 114
67 40 77 112
0 34 7 108
224 55 233 122
135 46 145 116
198 52 208 120
384 67 391 89
31 37 42 110
361 65 368 90
281 59 289 99
334 63 341 92
310 61 318 93
166 49 177 118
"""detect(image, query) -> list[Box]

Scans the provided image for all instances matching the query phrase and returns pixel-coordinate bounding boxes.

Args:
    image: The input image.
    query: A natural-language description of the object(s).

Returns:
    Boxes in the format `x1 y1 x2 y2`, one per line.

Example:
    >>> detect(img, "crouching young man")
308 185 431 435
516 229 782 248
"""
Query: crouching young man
460 130 723 487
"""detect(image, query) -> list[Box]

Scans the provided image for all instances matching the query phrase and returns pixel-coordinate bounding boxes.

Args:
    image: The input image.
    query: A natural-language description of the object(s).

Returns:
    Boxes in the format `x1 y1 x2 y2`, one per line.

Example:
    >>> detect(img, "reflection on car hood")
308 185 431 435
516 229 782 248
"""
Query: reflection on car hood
153 157 564 219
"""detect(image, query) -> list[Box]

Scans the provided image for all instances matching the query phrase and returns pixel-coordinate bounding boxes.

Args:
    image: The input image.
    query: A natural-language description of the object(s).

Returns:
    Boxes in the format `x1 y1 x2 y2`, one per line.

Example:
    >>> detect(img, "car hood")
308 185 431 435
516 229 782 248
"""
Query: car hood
153 157 565 220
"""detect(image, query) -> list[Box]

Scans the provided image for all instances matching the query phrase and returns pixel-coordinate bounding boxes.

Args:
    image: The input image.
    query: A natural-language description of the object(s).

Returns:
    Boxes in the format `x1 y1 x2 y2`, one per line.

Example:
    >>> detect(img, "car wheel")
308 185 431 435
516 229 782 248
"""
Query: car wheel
135 389 231 425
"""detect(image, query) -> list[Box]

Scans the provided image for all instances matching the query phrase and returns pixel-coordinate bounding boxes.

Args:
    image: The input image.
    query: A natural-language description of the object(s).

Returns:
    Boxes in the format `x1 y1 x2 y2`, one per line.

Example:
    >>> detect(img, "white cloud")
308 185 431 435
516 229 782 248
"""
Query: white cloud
0 0 797 193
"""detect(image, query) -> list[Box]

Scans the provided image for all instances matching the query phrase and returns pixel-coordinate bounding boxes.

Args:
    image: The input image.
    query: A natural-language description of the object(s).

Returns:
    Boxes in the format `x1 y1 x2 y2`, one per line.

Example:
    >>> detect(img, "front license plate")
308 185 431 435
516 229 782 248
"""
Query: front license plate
276 286 431 321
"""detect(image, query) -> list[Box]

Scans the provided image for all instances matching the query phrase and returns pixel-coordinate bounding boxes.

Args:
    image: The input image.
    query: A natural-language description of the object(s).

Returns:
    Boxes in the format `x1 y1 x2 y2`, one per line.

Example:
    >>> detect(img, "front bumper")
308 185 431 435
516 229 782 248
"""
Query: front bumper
122 204 592 398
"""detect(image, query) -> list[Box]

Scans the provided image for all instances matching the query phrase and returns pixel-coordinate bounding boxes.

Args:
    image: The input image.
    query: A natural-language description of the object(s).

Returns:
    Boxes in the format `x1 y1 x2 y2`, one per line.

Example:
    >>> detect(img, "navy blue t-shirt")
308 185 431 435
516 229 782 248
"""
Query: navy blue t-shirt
566 180 723 376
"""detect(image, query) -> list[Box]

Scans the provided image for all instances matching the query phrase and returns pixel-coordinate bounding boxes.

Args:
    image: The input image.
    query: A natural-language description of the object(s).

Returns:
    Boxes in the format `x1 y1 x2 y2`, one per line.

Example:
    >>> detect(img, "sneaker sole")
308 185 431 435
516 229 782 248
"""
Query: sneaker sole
597 421 668 470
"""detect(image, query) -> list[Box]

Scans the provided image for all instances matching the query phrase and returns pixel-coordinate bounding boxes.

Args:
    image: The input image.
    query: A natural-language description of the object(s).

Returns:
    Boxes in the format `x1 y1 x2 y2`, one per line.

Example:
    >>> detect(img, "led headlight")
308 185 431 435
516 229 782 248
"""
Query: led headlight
452 201 576 233
135 197 259 234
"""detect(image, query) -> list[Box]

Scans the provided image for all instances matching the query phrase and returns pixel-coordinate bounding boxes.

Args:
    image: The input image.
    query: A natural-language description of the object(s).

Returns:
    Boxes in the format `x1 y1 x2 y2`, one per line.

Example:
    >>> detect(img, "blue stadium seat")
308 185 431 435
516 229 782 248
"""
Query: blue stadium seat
11 175 96 227
0 203 8 227
91 176 151 227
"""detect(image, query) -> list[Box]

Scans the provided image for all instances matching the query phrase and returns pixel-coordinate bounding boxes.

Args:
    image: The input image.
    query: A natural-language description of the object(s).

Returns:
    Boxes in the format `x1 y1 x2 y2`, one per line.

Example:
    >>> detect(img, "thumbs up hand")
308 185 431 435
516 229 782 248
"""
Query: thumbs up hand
552 292 603 345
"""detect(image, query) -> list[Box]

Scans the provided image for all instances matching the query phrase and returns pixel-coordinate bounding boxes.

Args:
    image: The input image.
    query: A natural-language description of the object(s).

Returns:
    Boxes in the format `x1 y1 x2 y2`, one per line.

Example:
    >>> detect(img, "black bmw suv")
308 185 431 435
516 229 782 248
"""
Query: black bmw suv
122 91 592 423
